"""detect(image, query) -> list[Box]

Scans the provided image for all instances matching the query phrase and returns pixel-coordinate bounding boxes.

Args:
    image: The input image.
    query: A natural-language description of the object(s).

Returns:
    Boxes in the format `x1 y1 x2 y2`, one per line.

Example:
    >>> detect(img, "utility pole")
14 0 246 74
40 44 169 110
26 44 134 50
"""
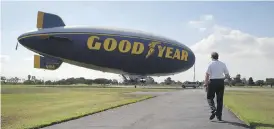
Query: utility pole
193 63 196 82
43 70 45 86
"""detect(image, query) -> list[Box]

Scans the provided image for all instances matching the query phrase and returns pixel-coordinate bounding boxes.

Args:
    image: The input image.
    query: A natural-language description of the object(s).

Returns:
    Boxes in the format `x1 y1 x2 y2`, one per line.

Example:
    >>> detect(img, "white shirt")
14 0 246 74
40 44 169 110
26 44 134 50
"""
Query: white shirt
206 60 229 79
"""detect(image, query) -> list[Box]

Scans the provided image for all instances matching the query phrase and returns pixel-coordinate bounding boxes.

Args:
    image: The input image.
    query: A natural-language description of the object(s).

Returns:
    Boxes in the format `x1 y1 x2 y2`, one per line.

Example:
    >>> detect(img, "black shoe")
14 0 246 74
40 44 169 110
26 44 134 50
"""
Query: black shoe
209 111 216 120
217 115 222 121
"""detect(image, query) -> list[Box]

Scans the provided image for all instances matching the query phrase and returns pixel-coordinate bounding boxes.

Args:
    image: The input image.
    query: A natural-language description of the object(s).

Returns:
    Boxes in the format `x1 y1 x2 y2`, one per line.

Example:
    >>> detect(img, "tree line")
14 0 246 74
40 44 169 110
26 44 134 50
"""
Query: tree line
1 75 117 85
1 75 182 86
1 74 273 87
225 74 273 87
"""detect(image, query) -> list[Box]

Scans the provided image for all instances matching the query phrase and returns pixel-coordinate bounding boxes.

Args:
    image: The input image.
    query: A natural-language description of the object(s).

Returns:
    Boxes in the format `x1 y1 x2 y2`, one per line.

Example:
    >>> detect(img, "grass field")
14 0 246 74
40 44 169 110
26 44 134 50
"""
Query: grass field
224 88 274 129
1 85 175 129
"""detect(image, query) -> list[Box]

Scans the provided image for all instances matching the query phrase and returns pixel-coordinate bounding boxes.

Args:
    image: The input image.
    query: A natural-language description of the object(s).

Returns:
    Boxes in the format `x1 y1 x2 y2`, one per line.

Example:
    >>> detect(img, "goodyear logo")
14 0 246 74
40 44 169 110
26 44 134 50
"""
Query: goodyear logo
86 36 188 61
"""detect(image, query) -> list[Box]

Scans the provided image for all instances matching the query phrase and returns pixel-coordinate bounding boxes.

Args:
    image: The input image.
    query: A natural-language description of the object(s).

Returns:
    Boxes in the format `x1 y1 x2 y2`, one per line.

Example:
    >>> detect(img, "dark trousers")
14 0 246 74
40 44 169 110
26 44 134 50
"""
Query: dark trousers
207 79 225 117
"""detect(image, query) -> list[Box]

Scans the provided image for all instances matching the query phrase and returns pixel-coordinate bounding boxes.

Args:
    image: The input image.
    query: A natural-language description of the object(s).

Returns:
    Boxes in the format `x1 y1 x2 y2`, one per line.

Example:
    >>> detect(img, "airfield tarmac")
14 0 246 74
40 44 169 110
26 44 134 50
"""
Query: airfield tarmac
42 88 250 129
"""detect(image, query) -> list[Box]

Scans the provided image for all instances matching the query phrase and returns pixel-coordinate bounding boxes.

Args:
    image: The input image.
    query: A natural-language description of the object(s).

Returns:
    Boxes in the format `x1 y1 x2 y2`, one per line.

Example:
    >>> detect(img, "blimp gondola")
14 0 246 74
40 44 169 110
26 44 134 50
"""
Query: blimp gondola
17 11 195 77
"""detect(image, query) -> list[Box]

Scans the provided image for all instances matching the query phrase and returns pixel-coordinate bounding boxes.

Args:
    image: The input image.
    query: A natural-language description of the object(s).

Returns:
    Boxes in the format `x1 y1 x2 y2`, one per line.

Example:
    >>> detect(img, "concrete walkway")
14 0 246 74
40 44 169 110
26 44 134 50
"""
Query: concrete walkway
43 89 250 129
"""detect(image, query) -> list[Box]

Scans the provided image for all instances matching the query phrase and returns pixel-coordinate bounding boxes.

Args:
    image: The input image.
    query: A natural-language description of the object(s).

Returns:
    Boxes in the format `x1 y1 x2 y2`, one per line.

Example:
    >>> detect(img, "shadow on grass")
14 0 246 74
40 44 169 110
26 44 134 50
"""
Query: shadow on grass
249 122 274 129
212 121 274 129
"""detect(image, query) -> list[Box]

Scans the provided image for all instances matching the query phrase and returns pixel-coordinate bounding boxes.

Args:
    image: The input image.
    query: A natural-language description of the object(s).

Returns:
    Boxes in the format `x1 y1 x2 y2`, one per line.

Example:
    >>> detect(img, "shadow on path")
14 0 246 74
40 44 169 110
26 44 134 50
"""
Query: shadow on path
212 120 251 129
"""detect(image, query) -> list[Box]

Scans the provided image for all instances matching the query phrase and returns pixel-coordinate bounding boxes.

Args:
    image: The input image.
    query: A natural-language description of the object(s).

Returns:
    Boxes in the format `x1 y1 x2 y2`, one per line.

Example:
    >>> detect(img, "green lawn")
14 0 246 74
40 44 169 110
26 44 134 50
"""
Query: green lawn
224 88 274 129
1 85 174 129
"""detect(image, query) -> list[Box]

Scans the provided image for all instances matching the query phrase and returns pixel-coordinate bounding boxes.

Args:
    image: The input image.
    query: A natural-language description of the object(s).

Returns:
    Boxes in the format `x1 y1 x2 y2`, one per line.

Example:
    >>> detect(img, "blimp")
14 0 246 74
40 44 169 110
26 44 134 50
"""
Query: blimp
17 11 195 79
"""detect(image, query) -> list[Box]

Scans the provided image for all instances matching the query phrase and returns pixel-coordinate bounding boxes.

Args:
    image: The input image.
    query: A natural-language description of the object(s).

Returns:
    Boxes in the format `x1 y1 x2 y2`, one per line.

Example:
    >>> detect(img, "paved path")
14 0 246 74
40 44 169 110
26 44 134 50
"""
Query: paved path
43 89 250 129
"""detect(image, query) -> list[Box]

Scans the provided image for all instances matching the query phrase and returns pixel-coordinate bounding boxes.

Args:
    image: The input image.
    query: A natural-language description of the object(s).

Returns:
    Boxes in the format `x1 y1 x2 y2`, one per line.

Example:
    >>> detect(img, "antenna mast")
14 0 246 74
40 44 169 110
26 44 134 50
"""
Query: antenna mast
193 63 196 82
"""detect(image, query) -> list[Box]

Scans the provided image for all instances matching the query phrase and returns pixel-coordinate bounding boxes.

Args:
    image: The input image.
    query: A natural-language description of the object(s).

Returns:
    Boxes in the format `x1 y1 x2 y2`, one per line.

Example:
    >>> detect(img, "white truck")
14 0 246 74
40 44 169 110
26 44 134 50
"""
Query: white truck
182 81 200 89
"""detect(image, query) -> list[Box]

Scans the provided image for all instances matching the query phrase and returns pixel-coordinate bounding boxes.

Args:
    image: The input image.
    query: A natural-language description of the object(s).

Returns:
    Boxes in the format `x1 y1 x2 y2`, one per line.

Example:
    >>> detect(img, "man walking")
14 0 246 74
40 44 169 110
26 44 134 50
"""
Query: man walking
204 52 230 121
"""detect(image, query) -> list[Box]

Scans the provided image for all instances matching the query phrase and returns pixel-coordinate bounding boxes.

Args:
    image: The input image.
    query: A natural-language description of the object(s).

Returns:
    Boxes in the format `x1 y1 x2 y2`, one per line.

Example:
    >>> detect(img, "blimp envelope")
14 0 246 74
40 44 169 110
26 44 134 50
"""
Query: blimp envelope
17 11 196 76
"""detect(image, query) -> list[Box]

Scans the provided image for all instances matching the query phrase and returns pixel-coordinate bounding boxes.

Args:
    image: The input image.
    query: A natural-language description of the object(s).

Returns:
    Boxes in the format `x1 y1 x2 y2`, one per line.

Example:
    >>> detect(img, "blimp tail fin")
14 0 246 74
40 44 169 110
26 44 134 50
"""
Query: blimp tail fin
34 55 63 70
36 11 65 29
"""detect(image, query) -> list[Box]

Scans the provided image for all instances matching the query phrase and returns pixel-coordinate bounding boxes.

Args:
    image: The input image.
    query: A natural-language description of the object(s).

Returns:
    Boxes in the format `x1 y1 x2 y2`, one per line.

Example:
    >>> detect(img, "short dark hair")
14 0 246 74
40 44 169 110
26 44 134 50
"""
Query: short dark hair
211 52 219 60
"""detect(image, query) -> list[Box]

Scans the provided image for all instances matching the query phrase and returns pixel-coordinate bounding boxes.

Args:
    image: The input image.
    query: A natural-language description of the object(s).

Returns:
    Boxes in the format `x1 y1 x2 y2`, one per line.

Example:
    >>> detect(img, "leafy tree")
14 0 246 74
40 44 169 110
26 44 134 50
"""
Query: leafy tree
176 81 183 85
1 76 6 81
241 78 247 85
248 77 255 86
28 75 31 80
235 74 241 83
1 76 6 84
112 79 118 85
164 77 172 85
93 78 111 85
35 79 43 85
85 79 93 85
31 76 36 81
45 80 52 85
75 77 86 84
14 77 19 84
255 80 264 86
230 78 236 86
23 80 35 85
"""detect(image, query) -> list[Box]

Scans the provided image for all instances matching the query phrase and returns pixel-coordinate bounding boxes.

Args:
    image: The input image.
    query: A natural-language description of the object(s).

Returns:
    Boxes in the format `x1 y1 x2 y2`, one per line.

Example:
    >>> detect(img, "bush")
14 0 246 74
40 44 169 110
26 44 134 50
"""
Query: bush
235 83 245 86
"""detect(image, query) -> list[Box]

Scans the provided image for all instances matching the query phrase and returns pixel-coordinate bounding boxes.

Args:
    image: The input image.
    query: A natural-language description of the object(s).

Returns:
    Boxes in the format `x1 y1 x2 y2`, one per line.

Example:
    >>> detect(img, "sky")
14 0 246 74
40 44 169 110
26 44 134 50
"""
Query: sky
1 1 274 82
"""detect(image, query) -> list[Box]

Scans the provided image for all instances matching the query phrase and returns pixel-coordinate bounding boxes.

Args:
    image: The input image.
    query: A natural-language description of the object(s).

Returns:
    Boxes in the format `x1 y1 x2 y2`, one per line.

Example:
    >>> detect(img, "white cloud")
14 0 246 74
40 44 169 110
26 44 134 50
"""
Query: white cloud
188 14 215 32
187 16 274 81
0 54 10 63
199 28 207 32
202 14 214 21
23 56 33 61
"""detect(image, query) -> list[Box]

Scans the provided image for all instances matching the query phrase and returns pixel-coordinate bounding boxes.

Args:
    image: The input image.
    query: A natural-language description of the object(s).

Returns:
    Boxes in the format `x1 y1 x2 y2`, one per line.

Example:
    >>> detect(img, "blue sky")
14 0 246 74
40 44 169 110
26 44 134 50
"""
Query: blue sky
1 1 274 82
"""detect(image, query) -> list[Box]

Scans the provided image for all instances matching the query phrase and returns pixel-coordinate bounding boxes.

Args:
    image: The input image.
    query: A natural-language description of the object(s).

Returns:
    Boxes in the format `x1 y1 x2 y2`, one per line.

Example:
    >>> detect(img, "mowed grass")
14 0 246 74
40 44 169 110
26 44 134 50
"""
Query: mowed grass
1 85 174 129
224 88 274 129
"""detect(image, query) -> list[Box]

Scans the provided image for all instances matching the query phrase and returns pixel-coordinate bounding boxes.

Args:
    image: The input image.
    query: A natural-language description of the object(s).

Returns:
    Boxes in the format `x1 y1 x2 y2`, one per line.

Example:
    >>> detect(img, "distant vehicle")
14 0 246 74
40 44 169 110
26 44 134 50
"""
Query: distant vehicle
182 81 200 89
120 74 147 85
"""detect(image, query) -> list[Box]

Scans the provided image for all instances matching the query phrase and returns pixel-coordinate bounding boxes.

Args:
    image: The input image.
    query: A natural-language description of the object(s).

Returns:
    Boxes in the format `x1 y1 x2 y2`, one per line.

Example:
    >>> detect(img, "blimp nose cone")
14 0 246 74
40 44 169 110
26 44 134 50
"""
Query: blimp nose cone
18 33 28 46
18 33 39 49
18 29 41 48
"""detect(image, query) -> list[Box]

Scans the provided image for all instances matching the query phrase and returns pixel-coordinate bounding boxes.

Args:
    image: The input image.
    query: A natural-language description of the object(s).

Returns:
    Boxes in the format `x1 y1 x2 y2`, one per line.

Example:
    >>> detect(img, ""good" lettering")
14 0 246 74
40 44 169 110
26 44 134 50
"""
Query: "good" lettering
87 36 144 55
